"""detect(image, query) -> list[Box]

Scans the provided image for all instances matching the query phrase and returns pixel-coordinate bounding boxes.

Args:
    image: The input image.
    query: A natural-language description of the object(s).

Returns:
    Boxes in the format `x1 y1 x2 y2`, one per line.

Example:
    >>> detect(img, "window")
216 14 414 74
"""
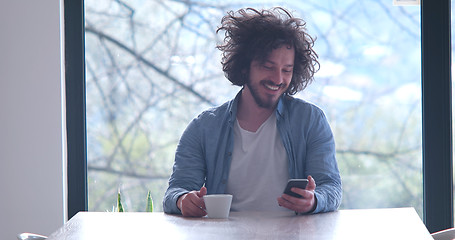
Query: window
84 0 422 213
66 0 452 232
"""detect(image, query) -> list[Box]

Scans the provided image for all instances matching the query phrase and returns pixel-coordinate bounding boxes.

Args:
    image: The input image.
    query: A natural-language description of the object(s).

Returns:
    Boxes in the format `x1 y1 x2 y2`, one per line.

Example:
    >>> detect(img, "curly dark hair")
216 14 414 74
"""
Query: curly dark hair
216 7 319 95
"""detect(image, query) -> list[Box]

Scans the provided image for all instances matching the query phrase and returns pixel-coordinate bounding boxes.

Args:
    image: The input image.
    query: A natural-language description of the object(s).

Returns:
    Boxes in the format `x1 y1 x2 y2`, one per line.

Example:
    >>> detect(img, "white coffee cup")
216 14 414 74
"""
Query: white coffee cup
203 194 233 219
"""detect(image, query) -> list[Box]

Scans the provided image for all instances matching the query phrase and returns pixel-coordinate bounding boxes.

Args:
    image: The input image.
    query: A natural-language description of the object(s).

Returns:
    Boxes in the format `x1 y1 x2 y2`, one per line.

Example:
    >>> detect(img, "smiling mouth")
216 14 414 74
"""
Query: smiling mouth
264 82 281 91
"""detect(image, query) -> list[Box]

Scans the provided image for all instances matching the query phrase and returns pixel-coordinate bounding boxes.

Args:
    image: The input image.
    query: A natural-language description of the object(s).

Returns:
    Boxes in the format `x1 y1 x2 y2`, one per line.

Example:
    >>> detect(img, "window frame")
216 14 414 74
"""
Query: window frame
65 0 87 219
65 0 453 232
421 0 453 233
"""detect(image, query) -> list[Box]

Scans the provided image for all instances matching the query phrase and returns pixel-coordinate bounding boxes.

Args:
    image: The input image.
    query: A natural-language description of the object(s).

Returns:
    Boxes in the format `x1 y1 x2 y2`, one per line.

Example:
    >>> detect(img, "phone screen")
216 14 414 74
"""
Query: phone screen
283 179 309 198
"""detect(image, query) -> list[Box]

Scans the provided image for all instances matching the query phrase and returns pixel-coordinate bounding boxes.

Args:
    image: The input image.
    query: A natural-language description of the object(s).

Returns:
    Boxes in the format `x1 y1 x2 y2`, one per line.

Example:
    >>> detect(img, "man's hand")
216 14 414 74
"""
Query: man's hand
277 175 317 214
177 187 207 217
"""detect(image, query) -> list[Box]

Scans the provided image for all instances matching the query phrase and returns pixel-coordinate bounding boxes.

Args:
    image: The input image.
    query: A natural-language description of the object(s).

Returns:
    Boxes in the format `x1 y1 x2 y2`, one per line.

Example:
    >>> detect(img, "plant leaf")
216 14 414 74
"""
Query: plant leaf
117 190 124 212
146 190 153 212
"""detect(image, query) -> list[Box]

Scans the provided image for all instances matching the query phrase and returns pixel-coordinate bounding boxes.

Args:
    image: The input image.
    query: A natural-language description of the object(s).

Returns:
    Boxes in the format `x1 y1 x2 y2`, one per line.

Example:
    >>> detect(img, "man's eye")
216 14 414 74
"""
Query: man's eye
283 69 293 73
263 65 273 70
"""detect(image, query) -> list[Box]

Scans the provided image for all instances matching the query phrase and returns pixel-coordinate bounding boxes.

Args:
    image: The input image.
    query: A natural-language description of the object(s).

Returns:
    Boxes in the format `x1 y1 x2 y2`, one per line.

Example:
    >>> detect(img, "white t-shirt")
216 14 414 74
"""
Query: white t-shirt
225 113 289 211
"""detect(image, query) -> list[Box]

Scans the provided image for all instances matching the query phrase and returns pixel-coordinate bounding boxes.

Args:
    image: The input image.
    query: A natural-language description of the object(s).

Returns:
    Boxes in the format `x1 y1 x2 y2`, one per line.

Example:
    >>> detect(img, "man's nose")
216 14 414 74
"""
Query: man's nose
271 69 283 84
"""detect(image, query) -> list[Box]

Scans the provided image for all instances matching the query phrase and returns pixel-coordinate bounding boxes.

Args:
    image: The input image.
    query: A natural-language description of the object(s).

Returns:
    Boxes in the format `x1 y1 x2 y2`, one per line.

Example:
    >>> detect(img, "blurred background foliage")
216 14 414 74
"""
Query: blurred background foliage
85 0 422 214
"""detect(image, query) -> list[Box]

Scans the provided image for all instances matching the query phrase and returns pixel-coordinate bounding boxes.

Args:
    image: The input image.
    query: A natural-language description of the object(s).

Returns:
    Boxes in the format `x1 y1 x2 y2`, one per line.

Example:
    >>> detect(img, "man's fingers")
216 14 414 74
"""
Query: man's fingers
187 193 205 210
182 200 206 217
278 195 314 213
197 186 207 197
306 175 316 191
197 187 207 209
180 190 207 217
185 199 206 217
278 176 317 214
183 207 206 217
283 190 304 203
299 189 314 199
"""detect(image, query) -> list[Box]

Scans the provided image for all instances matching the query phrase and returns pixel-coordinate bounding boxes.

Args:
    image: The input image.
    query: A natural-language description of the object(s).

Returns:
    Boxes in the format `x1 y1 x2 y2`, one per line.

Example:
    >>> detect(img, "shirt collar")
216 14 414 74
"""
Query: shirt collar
228 90 242 124
276 94 286 120
228 89 287 123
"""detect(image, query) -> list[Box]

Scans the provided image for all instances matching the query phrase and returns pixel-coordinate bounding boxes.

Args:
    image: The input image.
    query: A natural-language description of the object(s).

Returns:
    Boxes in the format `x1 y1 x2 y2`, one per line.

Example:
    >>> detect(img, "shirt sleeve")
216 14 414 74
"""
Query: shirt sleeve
162 118 207 214
304 108 342 213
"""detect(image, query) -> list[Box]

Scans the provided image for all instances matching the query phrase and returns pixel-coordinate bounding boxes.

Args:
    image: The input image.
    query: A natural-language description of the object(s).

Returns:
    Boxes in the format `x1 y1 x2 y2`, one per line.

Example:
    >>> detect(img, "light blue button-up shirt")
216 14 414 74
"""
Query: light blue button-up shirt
163 91 342 214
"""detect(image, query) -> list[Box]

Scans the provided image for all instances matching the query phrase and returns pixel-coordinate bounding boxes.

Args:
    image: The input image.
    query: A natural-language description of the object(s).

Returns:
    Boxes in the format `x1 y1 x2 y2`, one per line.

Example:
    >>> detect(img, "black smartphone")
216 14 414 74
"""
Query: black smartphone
283 179 309 198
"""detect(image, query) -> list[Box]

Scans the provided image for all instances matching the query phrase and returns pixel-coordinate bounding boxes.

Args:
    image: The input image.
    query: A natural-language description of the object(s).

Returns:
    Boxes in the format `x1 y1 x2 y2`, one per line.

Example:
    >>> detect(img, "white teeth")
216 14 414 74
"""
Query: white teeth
265 83 279 90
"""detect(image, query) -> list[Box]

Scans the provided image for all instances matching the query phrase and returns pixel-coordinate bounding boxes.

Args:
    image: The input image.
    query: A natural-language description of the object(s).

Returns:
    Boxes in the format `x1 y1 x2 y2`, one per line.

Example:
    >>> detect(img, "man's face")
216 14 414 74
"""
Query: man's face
245 45 295 109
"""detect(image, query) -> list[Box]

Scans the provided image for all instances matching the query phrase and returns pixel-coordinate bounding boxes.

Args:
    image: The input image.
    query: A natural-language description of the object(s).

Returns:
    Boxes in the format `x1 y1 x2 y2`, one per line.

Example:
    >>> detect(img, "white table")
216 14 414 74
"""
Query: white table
47 208 433 240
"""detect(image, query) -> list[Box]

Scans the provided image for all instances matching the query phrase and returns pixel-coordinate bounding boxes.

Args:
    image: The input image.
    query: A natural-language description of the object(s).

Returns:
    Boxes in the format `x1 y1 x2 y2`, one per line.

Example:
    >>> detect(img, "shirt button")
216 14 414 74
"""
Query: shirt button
221 180 227 184
227 152 232 156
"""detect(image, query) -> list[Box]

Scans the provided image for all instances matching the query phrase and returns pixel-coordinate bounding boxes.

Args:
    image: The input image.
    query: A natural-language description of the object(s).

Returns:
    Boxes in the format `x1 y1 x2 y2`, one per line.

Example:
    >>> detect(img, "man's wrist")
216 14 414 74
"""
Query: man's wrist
307 194 318 214
176 193 187 211
295 195 318 215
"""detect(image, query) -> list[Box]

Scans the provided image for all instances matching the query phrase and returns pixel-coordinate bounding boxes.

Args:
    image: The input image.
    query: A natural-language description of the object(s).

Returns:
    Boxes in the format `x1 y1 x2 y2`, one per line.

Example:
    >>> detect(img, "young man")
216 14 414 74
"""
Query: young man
163 7 342 217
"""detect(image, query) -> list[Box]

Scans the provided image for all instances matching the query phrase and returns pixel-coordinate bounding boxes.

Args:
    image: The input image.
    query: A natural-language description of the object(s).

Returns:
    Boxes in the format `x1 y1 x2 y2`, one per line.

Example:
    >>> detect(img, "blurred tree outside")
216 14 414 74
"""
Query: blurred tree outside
85 0 422 214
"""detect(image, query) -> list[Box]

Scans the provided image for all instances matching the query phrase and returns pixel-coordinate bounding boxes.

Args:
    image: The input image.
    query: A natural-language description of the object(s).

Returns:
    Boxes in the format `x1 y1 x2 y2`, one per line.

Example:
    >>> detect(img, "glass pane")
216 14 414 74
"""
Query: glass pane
85 0 421 214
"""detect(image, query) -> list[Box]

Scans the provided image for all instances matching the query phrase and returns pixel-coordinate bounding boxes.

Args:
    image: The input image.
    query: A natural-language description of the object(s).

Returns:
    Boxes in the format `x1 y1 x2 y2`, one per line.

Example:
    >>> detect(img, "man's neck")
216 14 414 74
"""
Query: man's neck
236 88 277 132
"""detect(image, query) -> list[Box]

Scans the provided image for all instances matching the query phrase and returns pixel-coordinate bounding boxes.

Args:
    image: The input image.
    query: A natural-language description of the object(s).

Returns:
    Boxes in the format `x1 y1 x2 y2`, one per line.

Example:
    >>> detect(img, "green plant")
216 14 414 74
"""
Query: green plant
113 190 153 212
146 190 153 212
117 190 125 212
